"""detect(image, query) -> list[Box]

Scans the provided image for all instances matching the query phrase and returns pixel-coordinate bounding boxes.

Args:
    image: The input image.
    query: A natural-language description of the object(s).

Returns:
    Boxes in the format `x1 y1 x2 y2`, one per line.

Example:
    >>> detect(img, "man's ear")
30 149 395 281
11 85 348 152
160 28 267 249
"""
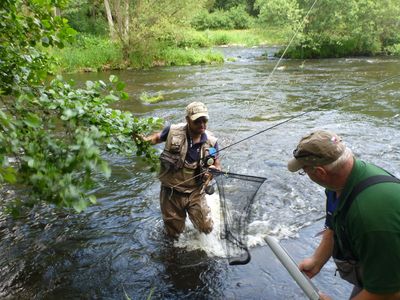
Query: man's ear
314 166 327 177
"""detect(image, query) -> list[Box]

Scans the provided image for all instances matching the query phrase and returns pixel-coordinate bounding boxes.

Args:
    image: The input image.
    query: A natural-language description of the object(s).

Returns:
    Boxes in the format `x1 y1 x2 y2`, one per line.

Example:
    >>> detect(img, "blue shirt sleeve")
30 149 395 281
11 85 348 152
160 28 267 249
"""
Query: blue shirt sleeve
159 125 171 142
214 142 219 158
325 190 339 229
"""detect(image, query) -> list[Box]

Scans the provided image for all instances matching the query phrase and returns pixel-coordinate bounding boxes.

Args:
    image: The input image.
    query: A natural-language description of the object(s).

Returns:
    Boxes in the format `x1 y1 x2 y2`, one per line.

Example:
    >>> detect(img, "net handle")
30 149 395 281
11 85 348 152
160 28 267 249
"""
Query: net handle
264 236 321 300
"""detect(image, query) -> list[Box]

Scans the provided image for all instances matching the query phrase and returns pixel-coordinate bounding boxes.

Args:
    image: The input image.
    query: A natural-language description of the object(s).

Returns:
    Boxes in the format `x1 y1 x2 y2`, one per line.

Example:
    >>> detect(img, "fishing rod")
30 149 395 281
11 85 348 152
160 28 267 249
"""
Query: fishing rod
211 73 400 158
218 0 319 162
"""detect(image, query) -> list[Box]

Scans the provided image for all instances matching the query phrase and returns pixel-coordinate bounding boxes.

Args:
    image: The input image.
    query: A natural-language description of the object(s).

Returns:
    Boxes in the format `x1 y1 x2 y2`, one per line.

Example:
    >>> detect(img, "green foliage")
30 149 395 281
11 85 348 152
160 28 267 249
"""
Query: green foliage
256 0 400 58
385 43 400 56
50 34 124 72
122 0 207 60
228 5 254 29
255 0 300 28
63 0 108 35
203 29 285 46
176 30 212 48
0 0 162 215
156 47 224 66
140 92 164 104
192 10 234 30
191 7 253 30
211 0 259 16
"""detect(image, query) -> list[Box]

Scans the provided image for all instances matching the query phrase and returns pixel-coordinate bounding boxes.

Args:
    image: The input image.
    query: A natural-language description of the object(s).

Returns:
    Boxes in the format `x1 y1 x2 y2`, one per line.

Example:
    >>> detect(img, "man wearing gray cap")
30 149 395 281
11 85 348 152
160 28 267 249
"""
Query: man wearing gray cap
143 102 221 239
287 130 400 300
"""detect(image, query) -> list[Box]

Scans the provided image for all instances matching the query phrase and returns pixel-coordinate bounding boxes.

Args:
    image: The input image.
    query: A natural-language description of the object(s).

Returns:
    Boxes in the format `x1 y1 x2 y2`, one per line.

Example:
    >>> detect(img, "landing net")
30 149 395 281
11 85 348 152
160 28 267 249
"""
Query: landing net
211 170 266 265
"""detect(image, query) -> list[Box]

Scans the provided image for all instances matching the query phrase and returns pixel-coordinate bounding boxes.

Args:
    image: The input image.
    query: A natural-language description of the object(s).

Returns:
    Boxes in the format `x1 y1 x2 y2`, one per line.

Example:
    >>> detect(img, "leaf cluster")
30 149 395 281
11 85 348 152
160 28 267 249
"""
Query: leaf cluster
0 0 163 215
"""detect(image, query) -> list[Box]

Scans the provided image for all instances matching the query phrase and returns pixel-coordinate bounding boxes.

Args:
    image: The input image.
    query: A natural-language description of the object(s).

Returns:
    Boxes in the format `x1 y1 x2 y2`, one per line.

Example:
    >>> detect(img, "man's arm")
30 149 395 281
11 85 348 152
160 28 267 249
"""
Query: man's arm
133 125 169 145
299 228 334 278
320 288 400 300
143 132 162 145
352 290 400 300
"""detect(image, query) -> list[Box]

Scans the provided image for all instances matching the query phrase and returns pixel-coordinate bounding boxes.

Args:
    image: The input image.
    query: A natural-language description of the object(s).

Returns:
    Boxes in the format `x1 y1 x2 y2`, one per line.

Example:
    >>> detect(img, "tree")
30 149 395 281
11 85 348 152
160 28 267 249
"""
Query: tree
212 0 259 15
104 0 115 38
102 0 207 59
0 0 161 215
62 0 108 35
256 0 400 58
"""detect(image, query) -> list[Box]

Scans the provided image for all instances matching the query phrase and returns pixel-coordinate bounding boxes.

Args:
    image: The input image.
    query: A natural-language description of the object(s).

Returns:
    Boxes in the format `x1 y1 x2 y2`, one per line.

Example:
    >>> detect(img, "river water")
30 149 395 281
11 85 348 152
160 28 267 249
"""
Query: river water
1 47 399 299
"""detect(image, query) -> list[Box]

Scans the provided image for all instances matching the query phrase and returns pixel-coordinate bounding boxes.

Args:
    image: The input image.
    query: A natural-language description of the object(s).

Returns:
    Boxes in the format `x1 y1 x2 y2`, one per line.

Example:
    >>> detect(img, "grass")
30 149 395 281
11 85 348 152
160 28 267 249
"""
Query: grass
201 27 287 46
49 28 286 73
157 47 224 66
49 35 124 73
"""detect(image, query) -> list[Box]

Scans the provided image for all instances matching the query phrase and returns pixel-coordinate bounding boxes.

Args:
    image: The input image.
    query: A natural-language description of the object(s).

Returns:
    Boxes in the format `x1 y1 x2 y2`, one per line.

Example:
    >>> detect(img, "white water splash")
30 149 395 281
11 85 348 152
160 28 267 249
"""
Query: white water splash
174 193 227 257
174 192 300 258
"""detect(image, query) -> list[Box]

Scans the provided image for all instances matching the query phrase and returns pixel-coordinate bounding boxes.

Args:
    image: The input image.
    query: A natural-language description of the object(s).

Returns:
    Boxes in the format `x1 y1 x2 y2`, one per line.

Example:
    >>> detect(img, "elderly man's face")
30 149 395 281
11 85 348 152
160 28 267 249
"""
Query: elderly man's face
302 166 335 190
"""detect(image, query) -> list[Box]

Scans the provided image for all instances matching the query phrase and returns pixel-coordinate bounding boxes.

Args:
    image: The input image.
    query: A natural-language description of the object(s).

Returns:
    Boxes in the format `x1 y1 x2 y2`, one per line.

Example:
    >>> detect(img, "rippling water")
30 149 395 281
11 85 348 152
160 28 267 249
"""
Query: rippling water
1 47 399 299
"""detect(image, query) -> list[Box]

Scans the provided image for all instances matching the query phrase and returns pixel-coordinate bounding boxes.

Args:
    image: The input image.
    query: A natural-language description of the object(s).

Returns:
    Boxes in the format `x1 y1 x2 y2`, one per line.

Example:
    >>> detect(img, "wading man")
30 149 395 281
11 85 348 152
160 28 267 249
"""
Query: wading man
287 130 400 300
143 102 221 239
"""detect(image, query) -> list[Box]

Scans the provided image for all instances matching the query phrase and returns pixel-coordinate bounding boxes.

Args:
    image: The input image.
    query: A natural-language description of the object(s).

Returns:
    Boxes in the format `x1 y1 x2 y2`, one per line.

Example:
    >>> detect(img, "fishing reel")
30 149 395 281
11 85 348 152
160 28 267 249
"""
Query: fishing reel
202 147 217 167
201 147 217 195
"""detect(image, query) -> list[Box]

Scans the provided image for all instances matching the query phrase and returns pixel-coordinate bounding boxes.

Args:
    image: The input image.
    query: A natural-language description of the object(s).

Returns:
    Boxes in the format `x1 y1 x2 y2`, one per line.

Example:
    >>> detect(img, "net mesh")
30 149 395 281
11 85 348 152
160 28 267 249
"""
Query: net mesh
211 170 267 265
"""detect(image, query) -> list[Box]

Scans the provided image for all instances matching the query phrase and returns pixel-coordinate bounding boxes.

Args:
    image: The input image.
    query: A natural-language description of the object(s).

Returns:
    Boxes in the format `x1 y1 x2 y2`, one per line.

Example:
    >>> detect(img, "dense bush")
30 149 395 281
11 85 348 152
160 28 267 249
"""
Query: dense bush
191 6 253 30
256 0 400 58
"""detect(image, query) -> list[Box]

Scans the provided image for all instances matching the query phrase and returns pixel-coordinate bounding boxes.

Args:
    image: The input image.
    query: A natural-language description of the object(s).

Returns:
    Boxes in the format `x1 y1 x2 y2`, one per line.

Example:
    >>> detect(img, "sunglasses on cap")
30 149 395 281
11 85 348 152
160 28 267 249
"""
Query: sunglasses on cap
293 148 322 159
193 117 208 125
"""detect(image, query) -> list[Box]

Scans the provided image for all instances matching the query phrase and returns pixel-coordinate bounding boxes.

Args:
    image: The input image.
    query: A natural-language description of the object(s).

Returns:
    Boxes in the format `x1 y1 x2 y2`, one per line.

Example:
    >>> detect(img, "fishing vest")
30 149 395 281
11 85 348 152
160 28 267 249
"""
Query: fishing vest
159 123 217 193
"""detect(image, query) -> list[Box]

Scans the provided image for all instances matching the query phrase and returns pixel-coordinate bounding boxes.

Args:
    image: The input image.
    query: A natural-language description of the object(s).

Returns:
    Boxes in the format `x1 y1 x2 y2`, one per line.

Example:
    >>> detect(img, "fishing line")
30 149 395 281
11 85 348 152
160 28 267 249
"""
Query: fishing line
219 0 320 161
169 0 321 190
215 72 400 155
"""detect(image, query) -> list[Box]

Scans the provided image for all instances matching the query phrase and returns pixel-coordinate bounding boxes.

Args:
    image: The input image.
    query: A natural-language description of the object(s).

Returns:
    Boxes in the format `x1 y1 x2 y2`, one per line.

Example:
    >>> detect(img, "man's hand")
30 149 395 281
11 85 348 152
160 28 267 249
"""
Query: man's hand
318 292 332 300
208 165 221 171
132 132 161 145
299 256 322 279
131 132 145 142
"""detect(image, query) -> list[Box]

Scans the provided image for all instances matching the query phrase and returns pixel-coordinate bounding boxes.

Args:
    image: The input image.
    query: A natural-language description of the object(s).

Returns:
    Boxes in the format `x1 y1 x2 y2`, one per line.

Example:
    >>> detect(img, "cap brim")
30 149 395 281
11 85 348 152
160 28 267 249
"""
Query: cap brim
287 158 303 172
189 112 209 121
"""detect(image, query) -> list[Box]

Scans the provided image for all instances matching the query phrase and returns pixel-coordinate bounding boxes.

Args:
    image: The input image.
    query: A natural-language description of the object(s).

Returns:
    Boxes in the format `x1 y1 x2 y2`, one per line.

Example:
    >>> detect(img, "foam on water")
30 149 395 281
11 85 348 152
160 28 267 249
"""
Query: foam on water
174 193 227 257
174 191 300 258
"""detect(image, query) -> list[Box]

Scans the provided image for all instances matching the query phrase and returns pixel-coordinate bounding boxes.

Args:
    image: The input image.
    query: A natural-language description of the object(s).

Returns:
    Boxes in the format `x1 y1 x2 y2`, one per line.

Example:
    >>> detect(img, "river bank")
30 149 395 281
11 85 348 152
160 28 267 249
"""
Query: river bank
49 29 285 73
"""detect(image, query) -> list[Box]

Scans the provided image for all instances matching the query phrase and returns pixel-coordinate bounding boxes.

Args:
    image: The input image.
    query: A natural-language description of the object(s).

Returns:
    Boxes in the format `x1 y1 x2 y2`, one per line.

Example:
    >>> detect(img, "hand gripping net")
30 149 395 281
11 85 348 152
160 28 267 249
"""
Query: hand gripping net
210 170 266 265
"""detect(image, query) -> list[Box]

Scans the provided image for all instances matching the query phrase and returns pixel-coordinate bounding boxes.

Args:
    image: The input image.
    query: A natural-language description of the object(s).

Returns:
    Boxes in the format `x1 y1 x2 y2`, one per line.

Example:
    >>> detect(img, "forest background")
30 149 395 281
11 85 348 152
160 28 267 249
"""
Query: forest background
1 0 399 215
56 0 400 72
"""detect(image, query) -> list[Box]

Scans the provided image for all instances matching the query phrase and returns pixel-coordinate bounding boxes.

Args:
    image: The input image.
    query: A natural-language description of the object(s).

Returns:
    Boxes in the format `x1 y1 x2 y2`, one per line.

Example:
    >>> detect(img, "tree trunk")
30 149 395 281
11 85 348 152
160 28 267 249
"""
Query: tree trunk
123 0 129 40
104 0 115 39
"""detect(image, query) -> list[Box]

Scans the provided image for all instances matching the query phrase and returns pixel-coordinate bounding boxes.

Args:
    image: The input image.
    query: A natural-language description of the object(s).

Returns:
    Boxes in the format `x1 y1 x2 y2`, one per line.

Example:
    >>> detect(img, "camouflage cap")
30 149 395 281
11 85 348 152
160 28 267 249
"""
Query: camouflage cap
287 130 346 172
186 102 209 121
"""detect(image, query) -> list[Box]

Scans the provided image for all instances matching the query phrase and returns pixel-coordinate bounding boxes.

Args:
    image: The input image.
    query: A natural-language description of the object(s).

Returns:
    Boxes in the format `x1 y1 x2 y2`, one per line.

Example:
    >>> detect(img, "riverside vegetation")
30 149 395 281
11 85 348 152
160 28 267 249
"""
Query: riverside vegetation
1 0 399 215
52 0 400 73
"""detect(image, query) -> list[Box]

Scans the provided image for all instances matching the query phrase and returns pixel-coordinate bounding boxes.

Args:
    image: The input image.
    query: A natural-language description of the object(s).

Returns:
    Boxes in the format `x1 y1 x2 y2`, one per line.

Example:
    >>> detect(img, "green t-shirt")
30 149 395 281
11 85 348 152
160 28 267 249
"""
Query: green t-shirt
332 159 400 294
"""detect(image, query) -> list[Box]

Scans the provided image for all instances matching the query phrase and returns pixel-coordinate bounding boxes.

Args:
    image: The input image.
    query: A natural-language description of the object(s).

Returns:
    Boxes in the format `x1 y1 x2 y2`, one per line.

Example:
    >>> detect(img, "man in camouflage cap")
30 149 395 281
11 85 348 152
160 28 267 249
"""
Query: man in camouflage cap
142 102 221 239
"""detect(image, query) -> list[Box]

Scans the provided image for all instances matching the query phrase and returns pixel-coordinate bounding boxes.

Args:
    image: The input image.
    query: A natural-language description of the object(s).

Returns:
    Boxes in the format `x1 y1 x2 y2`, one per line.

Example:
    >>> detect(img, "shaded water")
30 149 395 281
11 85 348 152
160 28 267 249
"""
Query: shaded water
1 47 400 299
